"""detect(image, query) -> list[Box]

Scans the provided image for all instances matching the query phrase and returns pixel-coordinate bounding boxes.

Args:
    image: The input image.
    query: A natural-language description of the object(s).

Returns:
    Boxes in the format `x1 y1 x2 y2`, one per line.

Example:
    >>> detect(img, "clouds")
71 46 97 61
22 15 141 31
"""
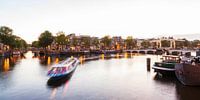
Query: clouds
0 0 200 43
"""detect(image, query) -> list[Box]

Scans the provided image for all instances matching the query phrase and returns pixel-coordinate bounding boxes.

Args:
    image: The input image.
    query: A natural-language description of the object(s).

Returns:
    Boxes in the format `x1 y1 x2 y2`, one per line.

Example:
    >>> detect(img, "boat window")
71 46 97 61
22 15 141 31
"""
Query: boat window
68 65 72 70
57 68 62 73
163 56 180 62
71 60 76 66
49 68 57 74
62 67 66 72
52 68 56 72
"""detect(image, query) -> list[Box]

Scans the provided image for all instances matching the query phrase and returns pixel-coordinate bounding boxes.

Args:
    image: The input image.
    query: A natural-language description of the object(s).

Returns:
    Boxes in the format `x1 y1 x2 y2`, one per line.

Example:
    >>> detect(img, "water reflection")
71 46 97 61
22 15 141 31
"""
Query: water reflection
1 51 200 100
37 55 67 66
153 74 177 85
47 71 73 100
3 58 10 71
154 73 200 100
42 55 77 99
55 57 59 64
176 81 200 100
79 56 84 64
49 79 71 100
101 54 104 60
36 53 135 67
0 55 25 72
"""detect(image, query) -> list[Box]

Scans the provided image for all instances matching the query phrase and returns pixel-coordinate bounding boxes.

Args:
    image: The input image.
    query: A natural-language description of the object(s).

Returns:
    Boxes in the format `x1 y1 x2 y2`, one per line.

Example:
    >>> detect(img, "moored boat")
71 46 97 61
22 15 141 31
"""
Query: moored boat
175 56 200 86
12 51 21 55
152 55 181 75
47 57 79 83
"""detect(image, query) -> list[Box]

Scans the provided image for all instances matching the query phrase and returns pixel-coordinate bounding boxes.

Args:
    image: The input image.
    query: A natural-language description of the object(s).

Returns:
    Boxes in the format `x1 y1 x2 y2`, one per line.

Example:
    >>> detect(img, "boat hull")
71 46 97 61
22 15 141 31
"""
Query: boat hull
153 62 176 75
47 67 76 86
152 66 175 76
175 63 200 86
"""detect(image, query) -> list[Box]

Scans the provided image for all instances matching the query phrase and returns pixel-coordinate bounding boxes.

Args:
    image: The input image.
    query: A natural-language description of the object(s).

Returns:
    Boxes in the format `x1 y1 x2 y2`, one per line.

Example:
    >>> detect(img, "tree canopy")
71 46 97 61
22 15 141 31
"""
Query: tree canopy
0 26 27 49
125 36 137 49
80 36 91 48
101 35 112 47
161 40 170 47
32 41 39 48
0 26 13 35
55 32 69 45
38 31 54 48
141 40 150 48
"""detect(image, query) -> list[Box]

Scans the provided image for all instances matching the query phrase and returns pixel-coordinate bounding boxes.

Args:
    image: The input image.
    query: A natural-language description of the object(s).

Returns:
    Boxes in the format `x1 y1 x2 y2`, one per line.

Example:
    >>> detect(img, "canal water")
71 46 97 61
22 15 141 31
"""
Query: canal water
0 51 200 100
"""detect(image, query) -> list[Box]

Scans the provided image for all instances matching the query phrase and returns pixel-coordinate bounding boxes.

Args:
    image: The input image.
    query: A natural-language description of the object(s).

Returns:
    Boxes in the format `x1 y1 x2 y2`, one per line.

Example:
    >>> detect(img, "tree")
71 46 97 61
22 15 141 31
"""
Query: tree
0 26 27 49
38 30 54 48
20 39 27 49
191 40 200 48
0 26 15 48
181 38 190 48
32 41 39 48
125 36 137 49
91 37 99 47
81 36 91 48
161 40 170 47
101 35 112 49
55 32 68 45
176 41 184 48
0 26 13 35
11 35 27 49
13 36 22 49
0 34 15 47
71 37 78 46
141 40 150 48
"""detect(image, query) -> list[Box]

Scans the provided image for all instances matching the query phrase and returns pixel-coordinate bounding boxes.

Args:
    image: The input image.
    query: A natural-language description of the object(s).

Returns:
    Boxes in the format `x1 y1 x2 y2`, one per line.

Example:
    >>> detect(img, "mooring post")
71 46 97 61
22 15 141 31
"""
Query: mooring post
147 58 151 71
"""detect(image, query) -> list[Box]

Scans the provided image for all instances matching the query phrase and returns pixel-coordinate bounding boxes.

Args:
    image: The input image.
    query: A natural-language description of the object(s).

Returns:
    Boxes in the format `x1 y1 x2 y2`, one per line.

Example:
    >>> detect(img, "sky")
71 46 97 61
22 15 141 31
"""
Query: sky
1 0 200 43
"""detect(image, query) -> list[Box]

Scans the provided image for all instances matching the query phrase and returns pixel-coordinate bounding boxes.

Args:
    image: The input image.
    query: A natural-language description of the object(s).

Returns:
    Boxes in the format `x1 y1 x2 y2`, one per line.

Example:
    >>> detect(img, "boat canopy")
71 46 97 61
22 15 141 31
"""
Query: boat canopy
52 58 77 68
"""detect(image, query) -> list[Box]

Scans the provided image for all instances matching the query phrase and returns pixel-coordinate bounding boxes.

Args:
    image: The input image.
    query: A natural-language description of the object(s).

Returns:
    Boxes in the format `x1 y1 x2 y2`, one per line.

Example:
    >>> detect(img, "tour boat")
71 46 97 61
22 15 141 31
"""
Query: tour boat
47 57 79 81
152 55 181 75
175 56 200 86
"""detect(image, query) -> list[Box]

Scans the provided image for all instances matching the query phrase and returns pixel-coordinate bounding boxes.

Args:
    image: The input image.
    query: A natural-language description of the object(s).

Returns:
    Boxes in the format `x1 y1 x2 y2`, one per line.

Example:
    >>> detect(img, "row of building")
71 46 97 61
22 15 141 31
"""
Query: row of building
47 34 190 51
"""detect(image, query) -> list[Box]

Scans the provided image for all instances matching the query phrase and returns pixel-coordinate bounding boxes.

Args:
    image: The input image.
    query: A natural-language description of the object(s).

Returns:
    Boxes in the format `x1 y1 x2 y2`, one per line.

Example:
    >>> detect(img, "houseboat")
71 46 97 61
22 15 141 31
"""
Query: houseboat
152 55 181 75
175 56 200 86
